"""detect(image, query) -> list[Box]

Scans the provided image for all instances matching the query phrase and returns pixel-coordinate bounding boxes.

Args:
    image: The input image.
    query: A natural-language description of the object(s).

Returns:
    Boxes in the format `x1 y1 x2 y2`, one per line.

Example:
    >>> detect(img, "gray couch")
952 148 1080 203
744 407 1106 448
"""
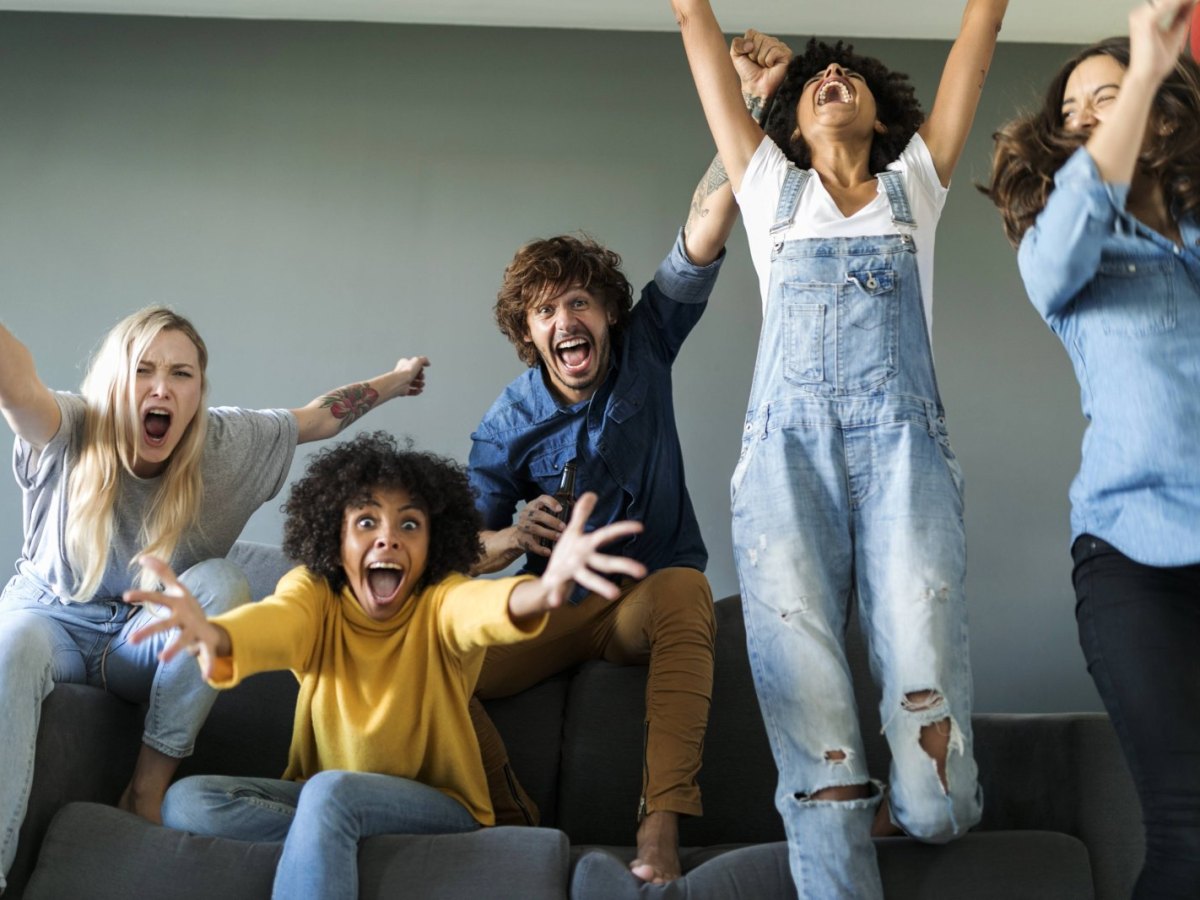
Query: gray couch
10 542 1142 899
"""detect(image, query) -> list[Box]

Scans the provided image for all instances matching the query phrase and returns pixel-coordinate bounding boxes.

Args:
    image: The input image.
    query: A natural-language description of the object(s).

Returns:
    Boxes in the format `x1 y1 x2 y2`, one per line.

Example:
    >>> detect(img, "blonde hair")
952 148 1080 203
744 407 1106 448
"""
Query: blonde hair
64 307 209 600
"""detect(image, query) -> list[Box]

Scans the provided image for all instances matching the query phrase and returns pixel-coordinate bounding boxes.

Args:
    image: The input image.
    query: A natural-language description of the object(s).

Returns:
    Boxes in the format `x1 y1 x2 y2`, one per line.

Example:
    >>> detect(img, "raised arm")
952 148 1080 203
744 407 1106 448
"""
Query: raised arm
683 29 793 264
671 0 773 193
918 0 1009 186
290 355 429 444
1083 0 1195 185
0 322 62 449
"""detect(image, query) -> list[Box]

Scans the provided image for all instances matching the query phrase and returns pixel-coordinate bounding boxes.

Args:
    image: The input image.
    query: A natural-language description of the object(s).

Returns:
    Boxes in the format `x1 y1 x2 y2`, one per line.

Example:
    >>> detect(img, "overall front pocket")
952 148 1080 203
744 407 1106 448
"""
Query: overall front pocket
780 270 899 394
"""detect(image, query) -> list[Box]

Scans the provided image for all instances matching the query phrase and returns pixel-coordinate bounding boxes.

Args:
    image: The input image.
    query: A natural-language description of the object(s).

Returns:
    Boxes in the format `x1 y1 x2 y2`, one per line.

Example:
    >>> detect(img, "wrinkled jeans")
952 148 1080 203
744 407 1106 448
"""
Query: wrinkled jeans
0 560 249 889
164 770 479 899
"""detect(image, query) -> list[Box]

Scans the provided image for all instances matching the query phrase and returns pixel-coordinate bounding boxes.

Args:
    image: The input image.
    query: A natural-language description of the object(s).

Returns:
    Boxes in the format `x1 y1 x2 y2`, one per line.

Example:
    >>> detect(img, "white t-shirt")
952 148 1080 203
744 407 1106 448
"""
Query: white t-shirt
735 133 948 336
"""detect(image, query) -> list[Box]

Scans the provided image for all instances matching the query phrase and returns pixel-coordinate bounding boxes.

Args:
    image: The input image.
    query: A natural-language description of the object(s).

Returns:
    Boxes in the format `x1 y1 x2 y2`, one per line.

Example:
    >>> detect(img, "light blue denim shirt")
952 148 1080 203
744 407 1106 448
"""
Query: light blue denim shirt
1018 147 1200 566
469 230 723 589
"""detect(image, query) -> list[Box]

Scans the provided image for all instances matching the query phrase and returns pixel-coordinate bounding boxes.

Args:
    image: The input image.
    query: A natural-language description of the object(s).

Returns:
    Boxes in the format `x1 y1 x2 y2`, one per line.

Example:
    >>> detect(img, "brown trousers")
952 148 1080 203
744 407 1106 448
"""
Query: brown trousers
471 567 716 825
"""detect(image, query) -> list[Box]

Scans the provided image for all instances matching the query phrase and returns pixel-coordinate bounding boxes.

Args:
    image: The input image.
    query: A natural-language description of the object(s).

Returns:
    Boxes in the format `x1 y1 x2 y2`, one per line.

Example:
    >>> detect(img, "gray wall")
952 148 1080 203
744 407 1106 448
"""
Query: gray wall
0 13 1096 712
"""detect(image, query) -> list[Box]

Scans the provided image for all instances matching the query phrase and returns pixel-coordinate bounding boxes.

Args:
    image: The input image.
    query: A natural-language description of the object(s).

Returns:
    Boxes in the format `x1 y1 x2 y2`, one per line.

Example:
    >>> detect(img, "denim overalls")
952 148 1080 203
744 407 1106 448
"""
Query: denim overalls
731 166 983 899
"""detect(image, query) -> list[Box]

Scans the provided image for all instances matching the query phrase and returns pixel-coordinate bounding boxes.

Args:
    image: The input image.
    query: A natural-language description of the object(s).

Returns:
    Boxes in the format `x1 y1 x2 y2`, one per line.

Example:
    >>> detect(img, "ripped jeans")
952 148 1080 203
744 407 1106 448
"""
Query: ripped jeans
731 402 982 900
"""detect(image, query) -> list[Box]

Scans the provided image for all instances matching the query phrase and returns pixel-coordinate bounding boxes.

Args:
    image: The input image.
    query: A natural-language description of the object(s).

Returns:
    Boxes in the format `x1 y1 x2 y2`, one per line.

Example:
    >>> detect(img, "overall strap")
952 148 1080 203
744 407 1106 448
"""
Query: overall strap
770 167 811 235
878 169 917 233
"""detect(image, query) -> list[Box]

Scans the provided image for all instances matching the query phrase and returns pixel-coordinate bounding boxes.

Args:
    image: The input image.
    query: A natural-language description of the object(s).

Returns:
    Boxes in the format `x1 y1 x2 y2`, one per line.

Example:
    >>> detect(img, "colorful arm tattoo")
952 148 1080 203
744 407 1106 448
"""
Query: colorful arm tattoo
319 383 379 431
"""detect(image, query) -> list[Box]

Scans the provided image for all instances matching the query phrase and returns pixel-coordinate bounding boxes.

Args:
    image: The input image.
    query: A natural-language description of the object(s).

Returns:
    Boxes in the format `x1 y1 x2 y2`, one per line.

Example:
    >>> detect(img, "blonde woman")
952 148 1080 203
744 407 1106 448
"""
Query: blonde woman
0 307 428 893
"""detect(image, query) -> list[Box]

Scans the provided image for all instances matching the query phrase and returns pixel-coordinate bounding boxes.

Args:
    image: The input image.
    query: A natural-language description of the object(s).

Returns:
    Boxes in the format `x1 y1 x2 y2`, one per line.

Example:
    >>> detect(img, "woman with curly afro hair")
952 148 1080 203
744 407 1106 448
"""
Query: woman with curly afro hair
124 431 646 900
670 2 1007 896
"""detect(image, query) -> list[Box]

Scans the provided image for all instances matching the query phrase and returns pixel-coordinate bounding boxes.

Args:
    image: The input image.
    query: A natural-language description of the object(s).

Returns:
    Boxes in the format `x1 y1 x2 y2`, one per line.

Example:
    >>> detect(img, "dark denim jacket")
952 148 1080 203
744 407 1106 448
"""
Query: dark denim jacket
469 230 724 582
1018 148 1200 566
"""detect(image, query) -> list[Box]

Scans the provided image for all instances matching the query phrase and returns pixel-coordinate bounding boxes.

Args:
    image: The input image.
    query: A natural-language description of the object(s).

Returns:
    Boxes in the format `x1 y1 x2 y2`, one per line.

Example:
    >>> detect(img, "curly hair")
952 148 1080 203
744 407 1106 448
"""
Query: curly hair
764 38 926 175
494 234 634 367
983 37 1200 246
282 431 483 593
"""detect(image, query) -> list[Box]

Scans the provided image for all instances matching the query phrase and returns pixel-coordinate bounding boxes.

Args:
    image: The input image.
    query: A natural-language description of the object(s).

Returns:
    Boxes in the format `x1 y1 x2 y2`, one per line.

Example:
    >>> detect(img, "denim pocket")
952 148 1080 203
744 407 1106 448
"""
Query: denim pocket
0 574 58 611
528 447 576 498
780 271 899 395
840 267 899 392
782 297 826 387
1085 258 1176 337
933 418 966 504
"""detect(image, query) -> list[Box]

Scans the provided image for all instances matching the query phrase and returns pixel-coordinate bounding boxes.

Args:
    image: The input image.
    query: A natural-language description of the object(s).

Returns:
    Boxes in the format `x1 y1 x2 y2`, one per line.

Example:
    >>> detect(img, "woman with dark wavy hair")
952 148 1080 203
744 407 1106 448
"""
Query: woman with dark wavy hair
669 1 1007 896
986 2 1200 896
126 431 646 900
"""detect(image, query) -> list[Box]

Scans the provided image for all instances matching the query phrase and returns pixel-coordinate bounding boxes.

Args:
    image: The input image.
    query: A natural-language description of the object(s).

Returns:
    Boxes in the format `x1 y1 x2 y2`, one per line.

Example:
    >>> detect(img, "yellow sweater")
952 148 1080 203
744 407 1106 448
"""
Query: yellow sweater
208 566 541 825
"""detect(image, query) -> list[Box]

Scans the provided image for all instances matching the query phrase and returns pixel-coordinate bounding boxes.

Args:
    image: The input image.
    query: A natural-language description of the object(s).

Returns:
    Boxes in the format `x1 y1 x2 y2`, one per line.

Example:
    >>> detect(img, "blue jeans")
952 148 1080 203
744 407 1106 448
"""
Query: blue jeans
0 560 250 888
164 770 480 899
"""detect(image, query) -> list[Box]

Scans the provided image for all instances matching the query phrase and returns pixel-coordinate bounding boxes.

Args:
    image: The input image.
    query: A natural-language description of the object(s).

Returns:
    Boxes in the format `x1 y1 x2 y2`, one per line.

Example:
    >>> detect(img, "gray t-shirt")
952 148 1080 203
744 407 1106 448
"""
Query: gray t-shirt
13 392 300 601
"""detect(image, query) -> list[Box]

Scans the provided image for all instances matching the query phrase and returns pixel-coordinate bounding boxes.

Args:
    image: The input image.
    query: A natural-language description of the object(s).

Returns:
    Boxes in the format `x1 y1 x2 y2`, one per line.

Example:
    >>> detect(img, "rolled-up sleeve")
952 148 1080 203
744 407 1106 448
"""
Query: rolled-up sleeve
644 228 725 361
1018 148 1129 322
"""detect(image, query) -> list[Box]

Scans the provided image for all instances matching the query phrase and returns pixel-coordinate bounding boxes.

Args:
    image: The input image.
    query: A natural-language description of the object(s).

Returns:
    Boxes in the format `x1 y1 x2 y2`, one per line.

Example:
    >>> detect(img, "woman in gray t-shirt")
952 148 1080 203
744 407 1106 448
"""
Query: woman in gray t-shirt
0 306 429 890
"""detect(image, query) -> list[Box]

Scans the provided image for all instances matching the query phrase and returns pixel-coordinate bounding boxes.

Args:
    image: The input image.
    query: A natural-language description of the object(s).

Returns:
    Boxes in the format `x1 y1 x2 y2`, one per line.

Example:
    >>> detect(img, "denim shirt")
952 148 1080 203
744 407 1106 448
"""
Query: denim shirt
469 230 723 584
1018 147 1200 566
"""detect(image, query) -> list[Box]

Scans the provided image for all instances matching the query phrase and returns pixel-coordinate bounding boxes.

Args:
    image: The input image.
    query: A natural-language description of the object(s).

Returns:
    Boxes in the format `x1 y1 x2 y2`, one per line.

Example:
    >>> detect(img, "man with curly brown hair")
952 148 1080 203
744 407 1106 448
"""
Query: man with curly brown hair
465 34 794 885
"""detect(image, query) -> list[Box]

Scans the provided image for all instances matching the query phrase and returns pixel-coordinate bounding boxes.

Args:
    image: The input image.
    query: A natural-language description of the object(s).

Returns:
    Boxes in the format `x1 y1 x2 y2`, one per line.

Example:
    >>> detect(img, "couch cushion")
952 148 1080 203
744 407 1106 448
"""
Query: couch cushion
24 803 280 900
26 803 572 900
360 826 570 899
570 832 1094 899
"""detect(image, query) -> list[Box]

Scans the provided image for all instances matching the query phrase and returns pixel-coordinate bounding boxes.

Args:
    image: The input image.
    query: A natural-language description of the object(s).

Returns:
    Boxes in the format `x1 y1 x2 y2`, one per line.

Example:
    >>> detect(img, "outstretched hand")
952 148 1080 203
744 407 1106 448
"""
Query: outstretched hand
513 493 647 616
124 556 226 679
730 29 793 105
393 355 430 397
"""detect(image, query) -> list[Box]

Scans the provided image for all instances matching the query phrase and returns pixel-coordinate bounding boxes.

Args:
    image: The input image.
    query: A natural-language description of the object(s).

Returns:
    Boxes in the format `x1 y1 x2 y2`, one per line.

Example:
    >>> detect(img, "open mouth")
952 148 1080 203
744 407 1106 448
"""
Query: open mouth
366 562 405 605
555 336 593 377
816 78 853 107
142 408 171 447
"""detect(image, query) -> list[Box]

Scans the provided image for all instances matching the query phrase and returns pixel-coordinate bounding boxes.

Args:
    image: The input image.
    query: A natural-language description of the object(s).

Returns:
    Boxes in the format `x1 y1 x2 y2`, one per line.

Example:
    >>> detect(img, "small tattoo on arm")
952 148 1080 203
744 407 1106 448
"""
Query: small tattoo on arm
320 384 379 430
743 92 769 125
685 155 730 235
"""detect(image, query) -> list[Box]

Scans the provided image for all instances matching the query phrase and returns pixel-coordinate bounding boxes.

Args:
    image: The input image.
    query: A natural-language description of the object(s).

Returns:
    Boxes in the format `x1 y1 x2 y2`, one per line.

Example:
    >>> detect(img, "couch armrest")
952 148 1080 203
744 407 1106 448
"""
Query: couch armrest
973 712 1140 900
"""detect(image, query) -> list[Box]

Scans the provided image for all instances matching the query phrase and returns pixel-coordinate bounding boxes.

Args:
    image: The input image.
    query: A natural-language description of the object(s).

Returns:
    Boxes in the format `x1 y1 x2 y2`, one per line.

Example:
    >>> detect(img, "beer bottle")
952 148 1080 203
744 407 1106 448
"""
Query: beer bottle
542 460 577 548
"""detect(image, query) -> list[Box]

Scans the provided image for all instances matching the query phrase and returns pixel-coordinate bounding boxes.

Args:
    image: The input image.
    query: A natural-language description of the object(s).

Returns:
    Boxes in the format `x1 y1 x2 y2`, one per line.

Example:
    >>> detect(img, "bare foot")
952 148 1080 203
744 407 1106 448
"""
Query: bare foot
117 745 181 824
117 782 164 825
629 810 681 883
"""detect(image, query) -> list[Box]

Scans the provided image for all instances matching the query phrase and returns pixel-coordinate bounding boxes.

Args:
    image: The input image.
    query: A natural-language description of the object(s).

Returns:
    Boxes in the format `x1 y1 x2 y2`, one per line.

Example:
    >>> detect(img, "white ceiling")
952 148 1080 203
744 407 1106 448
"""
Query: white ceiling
0 0 1136 45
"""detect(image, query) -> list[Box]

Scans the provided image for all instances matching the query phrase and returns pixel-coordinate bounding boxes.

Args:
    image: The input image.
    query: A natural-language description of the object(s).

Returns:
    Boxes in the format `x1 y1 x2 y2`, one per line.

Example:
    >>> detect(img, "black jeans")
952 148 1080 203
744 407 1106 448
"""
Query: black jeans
1073 535 1200 899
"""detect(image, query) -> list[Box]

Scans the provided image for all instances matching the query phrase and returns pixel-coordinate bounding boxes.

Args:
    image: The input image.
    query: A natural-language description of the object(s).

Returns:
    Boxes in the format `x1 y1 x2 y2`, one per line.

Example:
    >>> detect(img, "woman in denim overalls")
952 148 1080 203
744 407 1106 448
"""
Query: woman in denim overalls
987 2 1200 896
671 2 1006 895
